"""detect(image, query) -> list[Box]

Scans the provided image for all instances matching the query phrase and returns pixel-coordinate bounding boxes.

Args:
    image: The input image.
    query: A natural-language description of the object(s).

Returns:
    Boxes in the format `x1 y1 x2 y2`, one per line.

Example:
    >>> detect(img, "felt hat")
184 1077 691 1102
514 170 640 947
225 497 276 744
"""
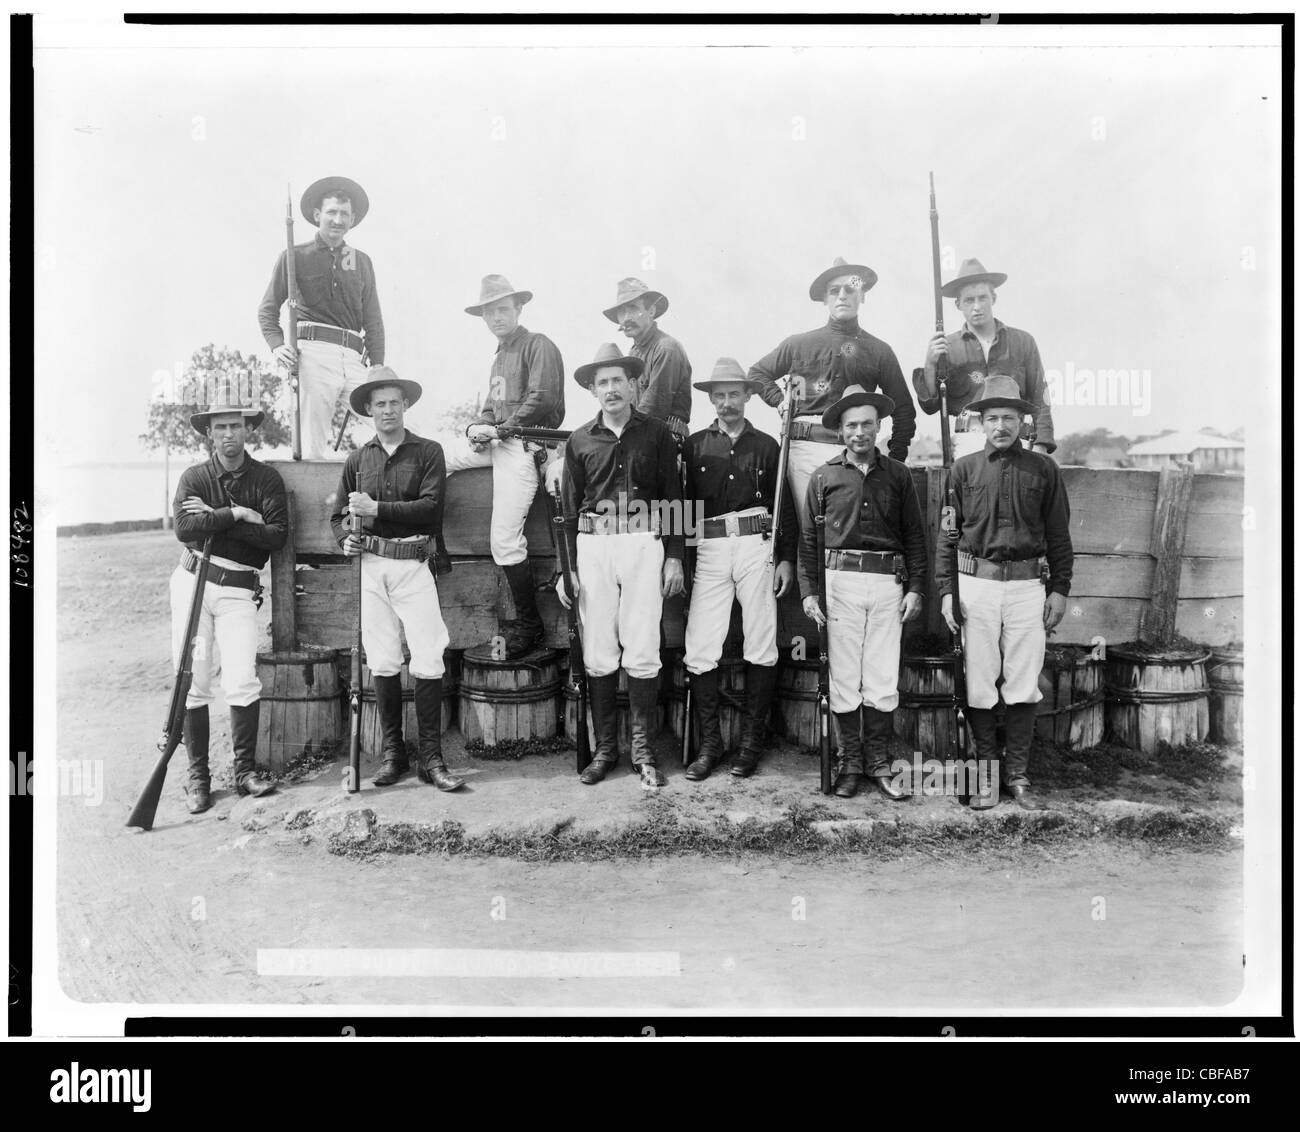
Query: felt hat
603 277 669 323
348 365 424 417
574 342 644 390
693 356 761 394
964 373 1031 415
820 383 895 430
941 257 1007 298
465 274 534 316
809 255 878 301
189 379 265 435
300 176 369 227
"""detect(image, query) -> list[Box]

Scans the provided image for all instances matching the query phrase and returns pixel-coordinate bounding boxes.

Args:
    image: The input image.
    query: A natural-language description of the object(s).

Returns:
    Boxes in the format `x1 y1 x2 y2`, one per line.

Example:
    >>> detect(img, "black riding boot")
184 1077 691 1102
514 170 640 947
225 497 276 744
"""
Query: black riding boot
231 701 276 797
628 674 664 787
414 678 464 791
863 706 906 799
833 709 865 797
371 673 408 786
966 706 1000 809
1002 702 1044 810
731 663 776 778
580 673 620 784
684 668 724 781
502 561 545 659
183 706 212 814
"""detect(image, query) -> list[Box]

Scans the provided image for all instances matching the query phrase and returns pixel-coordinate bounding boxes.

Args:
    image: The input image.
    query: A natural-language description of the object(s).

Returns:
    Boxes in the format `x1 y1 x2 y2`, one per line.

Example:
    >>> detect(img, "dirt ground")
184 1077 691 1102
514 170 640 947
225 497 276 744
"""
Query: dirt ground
54 531 1245 1012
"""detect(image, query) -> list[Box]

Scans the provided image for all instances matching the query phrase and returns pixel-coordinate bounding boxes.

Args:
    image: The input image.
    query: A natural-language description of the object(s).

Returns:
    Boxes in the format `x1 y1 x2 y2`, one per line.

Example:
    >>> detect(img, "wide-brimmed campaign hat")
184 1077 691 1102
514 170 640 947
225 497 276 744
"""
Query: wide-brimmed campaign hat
300 176 370 227
574 342 644 390
349 366 424 417
693 356 761 394
603 277 669 323
465 274 534 316
809 255 879 301
189 380 265 435
821 383 895 430
965 373 1031 415
941 257 1007 298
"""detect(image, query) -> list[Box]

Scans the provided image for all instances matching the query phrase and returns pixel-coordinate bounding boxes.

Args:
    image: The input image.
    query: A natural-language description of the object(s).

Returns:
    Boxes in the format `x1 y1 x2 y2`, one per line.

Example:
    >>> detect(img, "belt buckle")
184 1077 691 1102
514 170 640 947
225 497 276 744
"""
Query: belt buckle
725 515 739 538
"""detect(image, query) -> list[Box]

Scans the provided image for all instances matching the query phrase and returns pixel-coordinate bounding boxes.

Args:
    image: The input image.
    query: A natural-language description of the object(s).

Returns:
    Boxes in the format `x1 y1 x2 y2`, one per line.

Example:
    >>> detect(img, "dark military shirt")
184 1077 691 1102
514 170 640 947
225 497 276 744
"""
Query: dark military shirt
258 233 385 363
797 448 927 599
173 453 289 570
629 324 693 424
330 430 446 544
684 419 797 564
935 441 1073 597
472 324 565 431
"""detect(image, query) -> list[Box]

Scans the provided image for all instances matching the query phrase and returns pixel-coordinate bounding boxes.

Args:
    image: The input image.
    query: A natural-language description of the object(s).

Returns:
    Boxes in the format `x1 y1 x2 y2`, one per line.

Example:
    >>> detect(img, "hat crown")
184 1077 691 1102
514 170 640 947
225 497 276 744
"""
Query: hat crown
956 257 989 277
978 374 1021 401
197 371 258 414
477 274 517 303
614 277 651 303
709 357 747 384
363 364 403 387
589 342 628 366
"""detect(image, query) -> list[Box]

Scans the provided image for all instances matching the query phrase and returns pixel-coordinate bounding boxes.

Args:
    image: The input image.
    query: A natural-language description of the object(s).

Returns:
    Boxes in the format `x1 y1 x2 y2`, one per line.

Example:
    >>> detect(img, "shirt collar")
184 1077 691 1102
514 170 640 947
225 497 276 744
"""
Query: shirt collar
706 417 753 440
826 316 862 334
366 428 419 452
632 323 662 349
961 317 1005 342
589 407 646 435
495 324 529 351
984 438 1021 462
829 445 879 471
210 452 249 478
313 232 348 253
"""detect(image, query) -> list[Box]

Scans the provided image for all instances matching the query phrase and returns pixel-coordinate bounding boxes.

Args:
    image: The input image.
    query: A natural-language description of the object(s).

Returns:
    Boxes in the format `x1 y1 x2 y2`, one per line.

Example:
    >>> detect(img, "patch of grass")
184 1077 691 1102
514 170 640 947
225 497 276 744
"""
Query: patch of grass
1153 740 1231 785
464 736 572 761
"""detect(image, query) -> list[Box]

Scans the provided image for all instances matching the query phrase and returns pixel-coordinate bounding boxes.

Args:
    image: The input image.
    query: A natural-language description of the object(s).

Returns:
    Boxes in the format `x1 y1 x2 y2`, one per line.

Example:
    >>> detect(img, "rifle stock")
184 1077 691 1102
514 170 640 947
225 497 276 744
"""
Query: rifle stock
126 536 215 831
496 425 572 445
347 511 362 793
550 487 591 771
286 184 301 461
814 487 833 795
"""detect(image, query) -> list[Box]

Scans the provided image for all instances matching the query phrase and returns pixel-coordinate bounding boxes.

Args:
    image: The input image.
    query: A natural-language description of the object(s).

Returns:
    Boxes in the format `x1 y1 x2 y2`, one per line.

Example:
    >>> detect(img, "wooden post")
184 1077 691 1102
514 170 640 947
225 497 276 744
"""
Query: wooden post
1140 465 1194 645
270 493 297 650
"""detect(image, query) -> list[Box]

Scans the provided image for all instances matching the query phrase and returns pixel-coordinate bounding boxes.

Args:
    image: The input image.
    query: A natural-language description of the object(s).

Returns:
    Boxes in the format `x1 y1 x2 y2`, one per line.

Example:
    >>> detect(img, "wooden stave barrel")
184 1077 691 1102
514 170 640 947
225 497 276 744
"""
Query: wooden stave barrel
1207 647 1243 744
459 644 561 746
256 647 343 774
1035 647 1105 748
664 655 747 750
1104 646 1211 753
893 653 961 759
775 651 820 749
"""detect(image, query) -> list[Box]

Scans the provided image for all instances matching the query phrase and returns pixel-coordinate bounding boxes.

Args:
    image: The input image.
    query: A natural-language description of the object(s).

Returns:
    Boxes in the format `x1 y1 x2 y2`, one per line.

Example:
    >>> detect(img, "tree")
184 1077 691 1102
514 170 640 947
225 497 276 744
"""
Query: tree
1055 427 1129 466
140 344 292 455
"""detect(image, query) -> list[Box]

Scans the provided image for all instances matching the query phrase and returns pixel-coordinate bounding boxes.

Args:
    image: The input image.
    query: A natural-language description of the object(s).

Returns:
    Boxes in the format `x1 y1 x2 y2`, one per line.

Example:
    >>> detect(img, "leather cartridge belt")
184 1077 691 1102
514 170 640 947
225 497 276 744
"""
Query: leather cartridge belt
789 419 840 444
181 549 259 590
578 512 661 536
360 534 429 560
297 323 365 354
825 548 902 576
666 416 690 439
700 513 771 539
958 550 1044 582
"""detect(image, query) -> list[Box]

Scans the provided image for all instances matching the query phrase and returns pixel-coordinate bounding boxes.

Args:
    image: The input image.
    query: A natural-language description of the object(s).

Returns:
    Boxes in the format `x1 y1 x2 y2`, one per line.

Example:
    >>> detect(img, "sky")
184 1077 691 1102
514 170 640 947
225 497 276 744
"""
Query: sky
32 21 1282 469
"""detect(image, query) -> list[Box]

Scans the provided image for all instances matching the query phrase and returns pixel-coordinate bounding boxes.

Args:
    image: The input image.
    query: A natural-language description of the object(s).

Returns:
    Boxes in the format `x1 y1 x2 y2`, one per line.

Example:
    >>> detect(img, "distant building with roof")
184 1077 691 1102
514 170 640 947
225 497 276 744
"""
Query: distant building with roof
1126 430 1244 473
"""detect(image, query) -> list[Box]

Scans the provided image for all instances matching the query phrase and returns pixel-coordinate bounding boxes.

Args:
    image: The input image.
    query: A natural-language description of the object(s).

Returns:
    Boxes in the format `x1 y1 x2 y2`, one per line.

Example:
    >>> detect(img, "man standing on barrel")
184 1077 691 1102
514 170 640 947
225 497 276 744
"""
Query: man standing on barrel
329 367 464 792
172 384 288 812
258 176 384 459
914 257 1057 459
935 375 1072 810
604 277 693 445
680 359 796 781
559 343 685 788
441 274 566 657
798 385 927 799
749 256 916 532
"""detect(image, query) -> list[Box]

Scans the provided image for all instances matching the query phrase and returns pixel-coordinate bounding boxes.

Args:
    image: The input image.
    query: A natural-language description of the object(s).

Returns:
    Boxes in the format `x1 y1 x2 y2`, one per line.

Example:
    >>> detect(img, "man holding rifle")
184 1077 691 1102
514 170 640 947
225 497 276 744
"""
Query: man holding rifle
442 274 566 658
329 367 463 792
680 359 796 781
914 257 1057 459
798 385 927 799
749 256 916 533
171 384 288 812
935 376 1072 811
604 276 694 444
258 176 384 459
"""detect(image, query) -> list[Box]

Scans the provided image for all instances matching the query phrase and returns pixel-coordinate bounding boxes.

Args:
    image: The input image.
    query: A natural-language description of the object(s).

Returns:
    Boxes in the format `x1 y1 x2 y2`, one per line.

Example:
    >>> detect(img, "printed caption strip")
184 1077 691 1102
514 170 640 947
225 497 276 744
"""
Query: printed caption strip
258 949 681 978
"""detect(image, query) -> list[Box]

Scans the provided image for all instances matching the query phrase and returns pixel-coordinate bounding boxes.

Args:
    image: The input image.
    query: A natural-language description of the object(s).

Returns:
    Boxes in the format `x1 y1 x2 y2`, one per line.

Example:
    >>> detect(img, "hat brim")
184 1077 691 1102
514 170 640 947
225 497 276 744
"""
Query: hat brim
941 271 1007 298
349 377 424 416
966 395 1031 415
603 292 669 323
300 176 370 227
821 391 895 430
693 377 762 394
809 263 878 301
465 290 533 316
575 356 644 389
190 409 265 435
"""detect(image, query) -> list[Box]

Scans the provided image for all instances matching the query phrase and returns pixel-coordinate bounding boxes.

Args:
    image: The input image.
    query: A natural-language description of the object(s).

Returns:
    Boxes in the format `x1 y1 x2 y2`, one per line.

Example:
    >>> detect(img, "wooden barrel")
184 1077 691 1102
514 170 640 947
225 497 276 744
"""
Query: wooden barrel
1034 647 1105 748
1105 646 1211 753
893 652 961 758
775 650 820 749
1207 647 1243 744
256 647 342 774
459 644 561 745
561 666 666 751
665 655 747 749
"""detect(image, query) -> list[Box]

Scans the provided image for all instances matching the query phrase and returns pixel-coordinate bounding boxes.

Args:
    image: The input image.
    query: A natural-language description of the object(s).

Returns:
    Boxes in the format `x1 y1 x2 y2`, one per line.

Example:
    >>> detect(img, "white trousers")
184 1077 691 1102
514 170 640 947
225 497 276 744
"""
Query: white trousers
958 575 1046 709
577 533 665 678
683 522 778 673
825 570 904 713
786 434 839 534
444 437 539 566
296 335 371 460
360 554 450 679
169 565 262 709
